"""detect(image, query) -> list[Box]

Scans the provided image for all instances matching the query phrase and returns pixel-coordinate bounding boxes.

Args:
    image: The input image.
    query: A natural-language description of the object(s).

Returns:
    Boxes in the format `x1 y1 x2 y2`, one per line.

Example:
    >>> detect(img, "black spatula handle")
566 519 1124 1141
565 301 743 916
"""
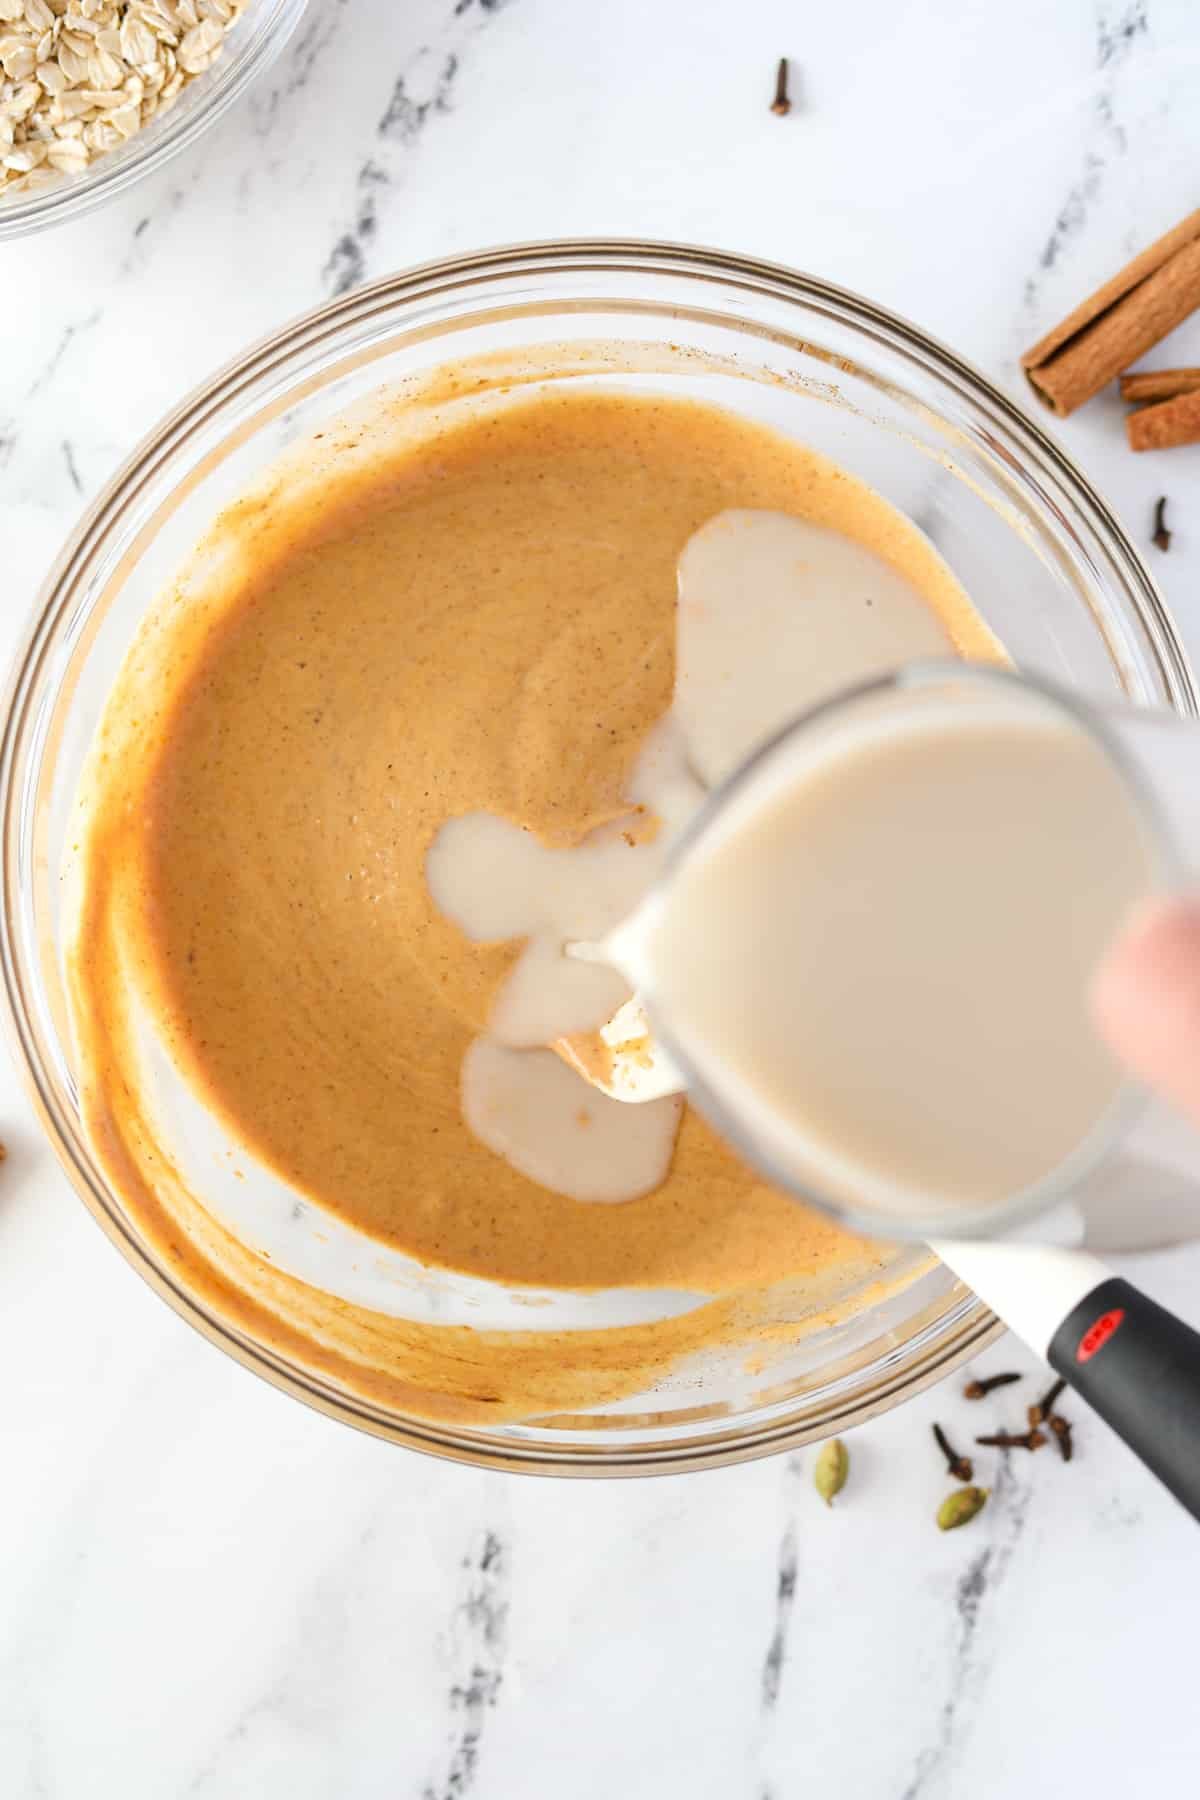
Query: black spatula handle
1049 1276 1200 1521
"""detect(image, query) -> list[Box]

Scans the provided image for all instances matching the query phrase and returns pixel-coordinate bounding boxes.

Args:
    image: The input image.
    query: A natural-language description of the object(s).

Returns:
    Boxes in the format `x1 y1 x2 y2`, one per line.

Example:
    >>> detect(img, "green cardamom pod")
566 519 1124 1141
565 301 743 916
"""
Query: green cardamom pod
814 1437 849 1506
936 1485 989 1531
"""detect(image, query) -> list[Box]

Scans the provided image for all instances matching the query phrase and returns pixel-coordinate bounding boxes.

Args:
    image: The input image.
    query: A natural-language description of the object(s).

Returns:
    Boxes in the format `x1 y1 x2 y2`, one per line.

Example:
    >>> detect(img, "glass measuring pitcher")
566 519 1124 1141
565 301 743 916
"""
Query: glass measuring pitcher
609 661 1200 1246
605 662 1200 1518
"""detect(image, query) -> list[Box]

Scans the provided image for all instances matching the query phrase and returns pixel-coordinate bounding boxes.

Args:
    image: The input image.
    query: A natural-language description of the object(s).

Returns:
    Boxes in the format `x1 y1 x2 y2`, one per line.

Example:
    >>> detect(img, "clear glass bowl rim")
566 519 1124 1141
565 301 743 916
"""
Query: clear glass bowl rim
3 237 1195 1476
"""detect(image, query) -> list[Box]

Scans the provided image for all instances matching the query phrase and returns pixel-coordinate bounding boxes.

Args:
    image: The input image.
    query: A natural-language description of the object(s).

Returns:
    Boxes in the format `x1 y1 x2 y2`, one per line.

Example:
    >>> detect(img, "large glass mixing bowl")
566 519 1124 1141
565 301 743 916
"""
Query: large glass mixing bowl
2 241 1195 1473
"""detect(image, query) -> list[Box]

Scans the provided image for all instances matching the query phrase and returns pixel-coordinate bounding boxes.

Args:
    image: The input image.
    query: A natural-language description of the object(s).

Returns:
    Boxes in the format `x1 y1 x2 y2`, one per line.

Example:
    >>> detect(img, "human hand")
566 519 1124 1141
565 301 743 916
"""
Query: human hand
1093 899 1200 1126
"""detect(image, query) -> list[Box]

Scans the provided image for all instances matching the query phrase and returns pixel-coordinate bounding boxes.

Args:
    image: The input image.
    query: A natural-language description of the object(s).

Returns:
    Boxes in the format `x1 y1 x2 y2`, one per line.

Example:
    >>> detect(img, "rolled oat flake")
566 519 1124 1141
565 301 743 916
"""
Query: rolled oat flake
0 0 244 193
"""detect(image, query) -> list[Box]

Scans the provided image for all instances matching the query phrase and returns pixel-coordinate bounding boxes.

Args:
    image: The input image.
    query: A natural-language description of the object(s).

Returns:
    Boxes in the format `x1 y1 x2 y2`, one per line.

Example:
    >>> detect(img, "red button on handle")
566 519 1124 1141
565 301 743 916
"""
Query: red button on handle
1076 1306 1126 1364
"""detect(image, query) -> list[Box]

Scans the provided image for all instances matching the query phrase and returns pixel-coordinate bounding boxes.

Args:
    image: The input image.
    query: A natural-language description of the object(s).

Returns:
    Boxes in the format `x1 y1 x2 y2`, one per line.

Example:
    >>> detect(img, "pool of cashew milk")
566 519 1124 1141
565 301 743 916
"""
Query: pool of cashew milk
73 379 1011 1423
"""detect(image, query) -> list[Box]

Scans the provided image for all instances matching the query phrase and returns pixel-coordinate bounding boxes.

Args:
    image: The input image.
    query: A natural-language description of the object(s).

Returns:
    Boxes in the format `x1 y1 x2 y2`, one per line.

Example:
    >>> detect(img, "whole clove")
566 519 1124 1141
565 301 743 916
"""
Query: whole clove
770 57 791 116
1153 495 1172 552
1027 1376 1067 1428
976 1429 1047 1451
1048 1414 1074 1462
932 1422 974 1482
963 1371 1022 1400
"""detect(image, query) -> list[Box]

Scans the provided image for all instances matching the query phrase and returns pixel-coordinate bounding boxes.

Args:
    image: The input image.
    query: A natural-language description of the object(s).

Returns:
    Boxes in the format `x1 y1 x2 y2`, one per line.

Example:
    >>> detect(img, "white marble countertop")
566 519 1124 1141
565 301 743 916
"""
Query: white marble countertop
4 2 1200 1794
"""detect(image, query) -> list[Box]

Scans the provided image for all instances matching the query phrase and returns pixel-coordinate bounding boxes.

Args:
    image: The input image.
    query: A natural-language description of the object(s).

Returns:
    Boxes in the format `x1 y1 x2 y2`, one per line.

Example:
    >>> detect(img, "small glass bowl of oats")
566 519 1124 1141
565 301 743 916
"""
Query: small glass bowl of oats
0 0 308 238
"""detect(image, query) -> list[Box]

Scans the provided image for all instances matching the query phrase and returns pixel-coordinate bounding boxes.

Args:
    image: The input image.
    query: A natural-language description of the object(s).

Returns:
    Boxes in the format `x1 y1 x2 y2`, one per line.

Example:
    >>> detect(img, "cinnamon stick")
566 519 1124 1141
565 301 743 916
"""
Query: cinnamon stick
1127 387 1200 452
1119 367 1200 404
1022 209 1200 417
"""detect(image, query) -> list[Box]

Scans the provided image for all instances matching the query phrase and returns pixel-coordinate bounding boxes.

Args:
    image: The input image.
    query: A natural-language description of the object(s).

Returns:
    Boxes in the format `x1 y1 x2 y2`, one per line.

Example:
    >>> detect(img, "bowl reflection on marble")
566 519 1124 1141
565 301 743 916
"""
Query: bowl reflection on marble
0 0 309 242
2 241 1195 1473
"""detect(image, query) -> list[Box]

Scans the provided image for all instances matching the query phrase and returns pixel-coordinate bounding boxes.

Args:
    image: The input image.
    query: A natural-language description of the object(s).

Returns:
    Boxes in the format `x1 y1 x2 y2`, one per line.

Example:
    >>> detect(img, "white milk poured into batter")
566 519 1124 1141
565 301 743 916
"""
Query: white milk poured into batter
427 507 993 1202
426 506 1158 1213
